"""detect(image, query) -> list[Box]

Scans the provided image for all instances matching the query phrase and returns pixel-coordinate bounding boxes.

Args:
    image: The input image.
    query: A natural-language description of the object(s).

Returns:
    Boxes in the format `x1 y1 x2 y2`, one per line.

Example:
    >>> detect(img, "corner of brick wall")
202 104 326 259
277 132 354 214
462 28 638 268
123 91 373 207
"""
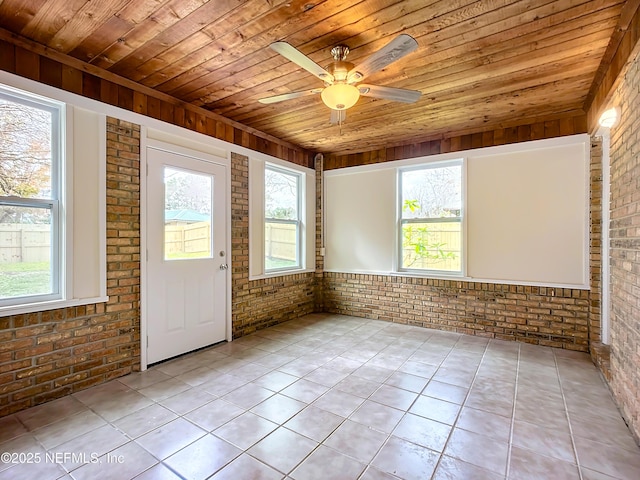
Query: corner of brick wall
230 152 316 337
0 116 141 416
607 47 640 442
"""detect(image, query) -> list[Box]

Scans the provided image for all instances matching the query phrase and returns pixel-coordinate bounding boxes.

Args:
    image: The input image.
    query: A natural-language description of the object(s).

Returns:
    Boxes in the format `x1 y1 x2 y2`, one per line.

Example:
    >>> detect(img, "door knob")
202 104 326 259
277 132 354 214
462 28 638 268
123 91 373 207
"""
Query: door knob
219 264 229 270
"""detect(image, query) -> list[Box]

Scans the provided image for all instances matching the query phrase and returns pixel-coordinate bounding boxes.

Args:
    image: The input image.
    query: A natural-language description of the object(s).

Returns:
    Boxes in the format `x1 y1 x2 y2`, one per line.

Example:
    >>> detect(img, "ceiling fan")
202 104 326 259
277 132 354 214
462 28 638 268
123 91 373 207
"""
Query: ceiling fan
258 34 422 125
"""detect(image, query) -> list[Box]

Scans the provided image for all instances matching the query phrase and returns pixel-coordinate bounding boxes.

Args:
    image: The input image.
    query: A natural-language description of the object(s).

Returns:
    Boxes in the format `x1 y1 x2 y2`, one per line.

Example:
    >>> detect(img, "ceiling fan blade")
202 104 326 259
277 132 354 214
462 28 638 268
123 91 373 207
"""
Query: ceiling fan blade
358 84 421 103
270 41 334 83
258 88 322 104
347 34 418 83
330 109 346 125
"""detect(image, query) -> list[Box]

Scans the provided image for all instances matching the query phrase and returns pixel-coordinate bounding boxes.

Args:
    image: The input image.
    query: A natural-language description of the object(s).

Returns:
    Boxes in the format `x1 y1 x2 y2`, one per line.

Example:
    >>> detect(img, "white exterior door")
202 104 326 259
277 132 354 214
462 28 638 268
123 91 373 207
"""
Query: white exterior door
146 145 228 364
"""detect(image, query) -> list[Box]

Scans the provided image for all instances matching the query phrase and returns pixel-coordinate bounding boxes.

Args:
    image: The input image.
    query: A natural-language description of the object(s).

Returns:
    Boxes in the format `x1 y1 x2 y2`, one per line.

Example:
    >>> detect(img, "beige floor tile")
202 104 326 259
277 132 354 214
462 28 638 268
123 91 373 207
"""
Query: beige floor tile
135 418 205 459
349 400 404 434
133 463 182 479
213 412 278 450
303 367 349 387
252 371 299 392
422 380 468 404
281 378 330 403
359 466 402 480
0 415 28 443
113 404 178 439
385 371 429 393
164 434 241 480
511 420 575 463
409 395 461 425
199 373 247 396
158 388 215 415
334 375 380 398
4 314 640 480
0 455 66 480
210 454 284 480
184 398 244 432
291 445 366 480
118 370 172 390
312 389 365 417
137 378 191 403
393 413 451 453
248 427 318 474
220 383 274 409
455 406 512 443
15 396 87 432
371 436 439 480
509 445 580 479
250 393 307 424
369 385 418 411
325 420 388 464
284 406 345 442
51 424 129 472
33 410 107 449
574 435 640 479
444 428 509 475
71 441 158 480
433 455 503 480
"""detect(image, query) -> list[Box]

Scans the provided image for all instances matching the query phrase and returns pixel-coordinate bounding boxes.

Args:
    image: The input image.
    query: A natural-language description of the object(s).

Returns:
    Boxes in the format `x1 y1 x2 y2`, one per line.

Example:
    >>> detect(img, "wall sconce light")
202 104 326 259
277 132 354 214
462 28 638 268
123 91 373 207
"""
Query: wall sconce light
599 107 619 128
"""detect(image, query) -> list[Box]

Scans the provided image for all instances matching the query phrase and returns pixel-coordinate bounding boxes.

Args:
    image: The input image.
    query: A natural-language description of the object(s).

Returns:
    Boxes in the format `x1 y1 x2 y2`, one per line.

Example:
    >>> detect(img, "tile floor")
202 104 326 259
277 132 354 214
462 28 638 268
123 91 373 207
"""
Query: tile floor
1 313 640 480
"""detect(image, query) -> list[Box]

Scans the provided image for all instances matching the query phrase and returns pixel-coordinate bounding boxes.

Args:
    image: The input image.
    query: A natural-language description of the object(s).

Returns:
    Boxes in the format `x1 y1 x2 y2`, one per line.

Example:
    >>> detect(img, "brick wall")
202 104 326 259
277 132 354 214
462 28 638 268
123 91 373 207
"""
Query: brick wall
608 48 640 441
230 152 316 337
323 274 590 351
319 139 601 353
0 117 141 416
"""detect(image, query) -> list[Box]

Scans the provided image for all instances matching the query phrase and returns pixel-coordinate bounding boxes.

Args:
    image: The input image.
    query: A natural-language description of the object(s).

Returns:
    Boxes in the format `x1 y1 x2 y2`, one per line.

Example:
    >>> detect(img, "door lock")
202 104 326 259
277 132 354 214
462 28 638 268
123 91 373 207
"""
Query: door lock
219 264 229 270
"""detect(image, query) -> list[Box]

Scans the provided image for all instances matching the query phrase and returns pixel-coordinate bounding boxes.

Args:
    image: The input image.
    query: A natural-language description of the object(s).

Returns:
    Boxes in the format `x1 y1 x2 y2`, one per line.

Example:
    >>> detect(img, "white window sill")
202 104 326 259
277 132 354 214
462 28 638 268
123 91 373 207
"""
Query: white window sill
0 296 109 317
249 267 315 281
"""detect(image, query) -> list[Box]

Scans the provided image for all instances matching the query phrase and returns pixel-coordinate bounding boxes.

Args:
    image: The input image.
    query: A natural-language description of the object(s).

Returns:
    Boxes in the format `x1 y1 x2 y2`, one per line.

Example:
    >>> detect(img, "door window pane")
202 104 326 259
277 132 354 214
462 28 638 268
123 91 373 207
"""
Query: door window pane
0 205 53 299
164 167 212 261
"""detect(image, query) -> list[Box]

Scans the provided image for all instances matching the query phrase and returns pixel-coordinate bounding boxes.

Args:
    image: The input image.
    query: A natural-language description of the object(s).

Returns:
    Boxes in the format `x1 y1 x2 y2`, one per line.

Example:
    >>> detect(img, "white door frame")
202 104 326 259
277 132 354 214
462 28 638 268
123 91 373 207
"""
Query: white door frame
140 134 232 370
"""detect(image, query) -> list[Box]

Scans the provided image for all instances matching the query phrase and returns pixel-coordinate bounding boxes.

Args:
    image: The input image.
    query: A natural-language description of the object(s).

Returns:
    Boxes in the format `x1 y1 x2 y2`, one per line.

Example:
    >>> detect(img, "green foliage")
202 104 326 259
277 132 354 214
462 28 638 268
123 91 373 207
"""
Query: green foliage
266 206 295 219
402 199 457 268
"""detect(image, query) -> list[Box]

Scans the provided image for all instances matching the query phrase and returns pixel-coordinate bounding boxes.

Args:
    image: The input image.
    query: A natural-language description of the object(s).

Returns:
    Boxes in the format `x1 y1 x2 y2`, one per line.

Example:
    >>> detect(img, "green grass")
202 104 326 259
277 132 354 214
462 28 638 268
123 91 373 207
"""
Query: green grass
0 262 51 298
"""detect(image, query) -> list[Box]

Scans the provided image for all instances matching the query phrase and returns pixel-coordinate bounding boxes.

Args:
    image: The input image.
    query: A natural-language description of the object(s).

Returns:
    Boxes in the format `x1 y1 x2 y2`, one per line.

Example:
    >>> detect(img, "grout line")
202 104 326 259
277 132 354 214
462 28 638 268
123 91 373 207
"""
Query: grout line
504 342 521 480
428 335 493 480
553 349 584 480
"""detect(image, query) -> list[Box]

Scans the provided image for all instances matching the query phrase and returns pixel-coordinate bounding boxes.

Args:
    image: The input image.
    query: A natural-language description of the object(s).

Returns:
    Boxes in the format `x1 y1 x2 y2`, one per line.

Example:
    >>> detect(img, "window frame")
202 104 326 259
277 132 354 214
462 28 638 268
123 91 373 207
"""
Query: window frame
248 155 315 280
398 159 465 276
0 88 64 307
264 163 303 274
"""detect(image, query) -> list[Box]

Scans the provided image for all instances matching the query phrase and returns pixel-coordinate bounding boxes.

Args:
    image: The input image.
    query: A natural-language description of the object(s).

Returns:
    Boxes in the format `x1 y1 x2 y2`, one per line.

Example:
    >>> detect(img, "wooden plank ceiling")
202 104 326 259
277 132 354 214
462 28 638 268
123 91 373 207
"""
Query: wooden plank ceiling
0 0 632 155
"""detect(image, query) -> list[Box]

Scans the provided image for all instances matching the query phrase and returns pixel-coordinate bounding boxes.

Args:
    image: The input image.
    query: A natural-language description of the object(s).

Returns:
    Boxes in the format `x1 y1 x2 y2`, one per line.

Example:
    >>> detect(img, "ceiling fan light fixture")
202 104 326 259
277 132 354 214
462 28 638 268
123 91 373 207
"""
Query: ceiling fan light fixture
321 83 360 110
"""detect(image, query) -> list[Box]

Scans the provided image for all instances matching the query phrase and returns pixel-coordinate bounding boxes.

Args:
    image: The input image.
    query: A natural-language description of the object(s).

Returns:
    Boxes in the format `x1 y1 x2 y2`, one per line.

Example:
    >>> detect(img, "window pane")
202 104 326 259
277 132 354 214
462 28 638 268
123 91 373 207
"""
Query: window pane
265 222 298 270
265 168 298 220
164 167 212 261
402 165 462 219
402 221 461 271
0 205 53 299
0 98 53 199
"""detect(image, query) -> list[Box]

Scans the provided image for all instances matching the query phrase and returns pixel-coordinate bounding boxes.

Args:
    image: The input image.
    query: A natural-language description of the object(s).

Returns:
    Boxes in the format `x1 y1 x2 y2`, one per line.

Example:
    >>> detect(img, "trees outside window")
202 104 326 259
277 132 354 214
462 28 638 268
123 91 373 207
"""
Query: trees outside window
0 92 61 302
400 162 463 273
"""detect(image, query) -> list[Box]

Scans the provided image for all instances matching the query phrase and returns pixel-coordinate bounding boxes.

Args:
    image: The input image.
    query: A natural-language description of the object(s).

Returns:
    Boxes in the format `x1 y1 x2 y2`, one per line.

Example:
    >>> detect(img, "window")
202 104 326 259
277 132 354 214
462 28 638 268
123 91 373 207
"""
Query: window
163 167 213 261
248 156 315 279
0 89 62 306
264 165 301 271
399 162 463 274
